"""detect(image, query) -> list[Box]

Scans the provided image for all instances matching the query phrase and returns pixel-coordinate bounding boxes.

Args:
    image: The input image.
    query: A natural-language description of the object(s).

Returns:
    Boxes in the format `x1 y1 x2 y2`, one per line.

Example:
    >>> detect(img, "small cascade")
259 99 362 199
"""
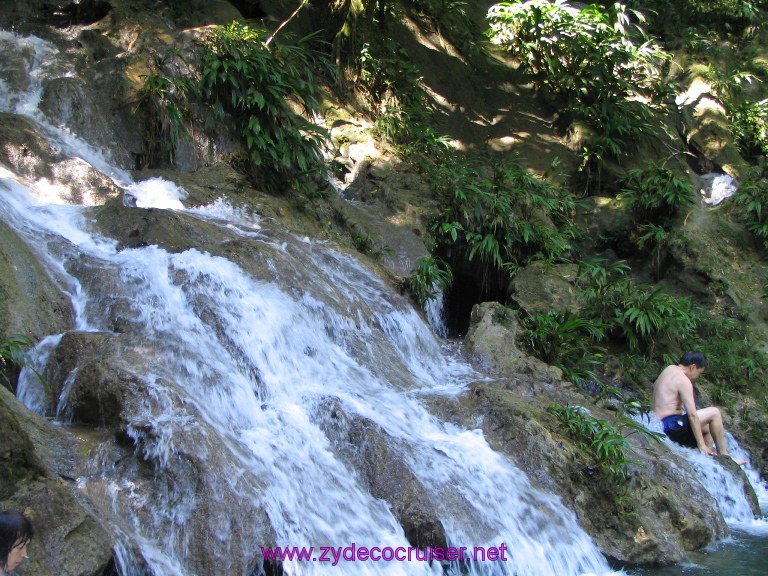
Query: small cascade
1 30 620 576
424 288 450 339
640 414 766 527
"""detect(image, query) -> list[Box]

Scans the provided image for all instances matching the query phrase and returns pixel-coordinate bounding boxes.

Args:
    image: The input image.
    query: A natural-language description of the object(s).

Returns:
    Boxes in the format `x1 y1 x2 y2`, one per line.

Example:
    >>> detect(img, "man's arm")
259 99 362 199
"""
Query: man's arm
679 378 716 456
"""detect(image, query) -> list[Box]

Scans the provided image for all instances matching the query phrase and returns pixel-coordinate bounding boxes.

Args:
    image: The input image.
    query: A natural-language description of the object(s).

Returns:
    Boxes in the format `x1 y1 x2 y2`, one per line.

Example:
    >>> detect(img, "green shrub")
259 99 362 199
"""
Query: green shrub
431 157 577 286
136 73 194 168
487 1 669 191
734 177 768 249
549 403 631 487
199 22 330 192
731 99 768 161
358 38 444 158
625 0 763 39
0 334 32 393
695 312 768 408
619 163 694 225
487 1 665 105
576 259 698 352
520 310 606 382
407 256 454 308
614 284 698 352
577 258 631 321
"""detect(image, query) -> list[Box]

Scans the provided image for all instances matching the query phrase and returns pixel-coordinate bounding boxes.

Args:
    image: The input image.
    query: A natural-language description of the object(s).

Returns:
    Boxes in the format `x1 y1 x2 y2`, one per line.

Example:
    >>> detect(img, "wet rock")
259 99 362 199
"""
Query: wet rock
39 330 278 575
317 398 447 549
0 112 123 204
0 219 73 342
0 386 47 499
574 195 634 255
463 302 564 389
715 455 761 516
678 85 750 178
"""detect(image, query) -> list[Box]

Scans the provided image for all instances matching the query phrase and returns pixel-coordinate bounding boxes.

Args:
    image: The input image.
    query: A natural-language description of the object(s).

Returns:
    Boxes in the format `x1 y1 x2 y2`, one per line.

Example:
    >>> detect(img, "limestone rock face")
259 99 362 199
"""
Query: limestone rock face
0 219 73 340
0 113 123 205
508 261 581 315
678 88 750 178
464 302 564 387
36 330 278 576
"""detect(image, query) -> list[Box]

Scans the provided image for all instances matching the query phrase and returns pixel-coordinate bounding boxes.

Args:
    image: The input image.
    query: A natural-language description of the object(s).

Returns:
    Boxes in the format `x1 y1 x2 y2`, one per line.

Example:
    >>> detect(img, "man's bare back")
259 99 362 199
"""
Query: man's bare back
652 364 692 419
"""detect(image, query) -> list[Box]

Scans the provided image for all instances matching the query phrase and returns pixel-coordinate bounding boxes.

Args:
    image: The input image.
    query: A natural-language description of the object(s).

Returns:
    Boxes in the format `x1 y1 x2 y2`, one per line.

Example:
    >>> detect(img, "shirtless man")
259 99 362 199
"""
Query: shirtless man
652 351 742 462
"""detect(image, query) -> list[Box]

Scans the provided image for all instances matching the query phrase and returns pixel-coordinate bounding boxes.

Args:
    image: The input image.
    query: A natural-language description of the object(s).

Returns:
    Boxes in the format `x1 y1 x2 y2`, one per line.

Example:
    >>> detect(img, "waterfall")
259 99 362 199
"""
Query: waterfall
0 30 622 576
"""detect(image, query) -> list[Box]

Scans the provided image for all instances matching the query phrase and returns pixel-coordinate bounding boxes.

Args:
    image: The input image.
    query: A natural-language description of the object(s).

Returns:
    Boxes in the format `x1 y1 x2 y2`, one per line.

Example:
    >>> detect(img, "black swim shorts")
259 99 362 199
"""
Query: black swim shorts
661 414 698 448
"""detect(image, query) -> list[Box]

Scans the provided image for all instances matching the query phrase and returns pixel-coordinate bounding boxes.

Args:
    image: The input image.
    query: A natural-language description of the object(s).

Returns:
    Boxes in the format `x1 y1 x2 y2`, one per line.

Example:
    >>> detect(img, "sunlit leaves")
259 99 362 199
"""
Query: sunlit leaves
199 22 330 191
430 157 577 281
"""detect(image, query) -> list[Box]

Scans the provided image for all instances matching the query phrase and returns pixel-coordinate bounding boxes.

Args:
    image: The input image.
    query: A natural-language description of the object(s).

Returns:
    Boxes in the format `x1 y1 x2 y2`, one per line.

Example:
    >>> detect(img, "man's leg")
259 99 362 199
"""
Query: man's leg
697 407 727 454
697 407 747 464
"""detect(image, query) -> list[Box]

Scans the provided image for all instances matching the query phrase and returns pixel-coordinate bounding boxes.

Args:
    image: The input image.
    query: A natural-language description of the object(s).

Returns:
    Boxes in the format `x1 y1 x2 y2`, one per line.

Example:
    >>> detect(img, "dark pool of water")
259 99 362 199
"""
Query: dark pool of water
627 529 768 575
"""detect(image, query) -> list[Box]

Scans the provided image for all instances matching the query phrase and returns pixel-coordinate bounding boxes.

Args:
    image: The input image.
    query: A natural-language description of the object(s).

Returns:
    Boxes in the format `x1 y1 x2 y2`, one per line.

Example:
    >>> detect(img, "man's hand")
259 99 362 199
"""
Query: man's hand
700 446 717 457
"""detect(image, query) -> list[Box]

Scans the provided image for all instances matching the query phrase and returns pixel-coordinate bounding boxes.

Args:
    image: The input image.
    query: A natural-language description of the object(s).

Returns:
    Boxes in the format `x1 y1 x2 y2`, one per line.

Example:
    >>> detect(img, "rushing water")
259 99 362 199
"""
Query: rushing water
1 30 618 576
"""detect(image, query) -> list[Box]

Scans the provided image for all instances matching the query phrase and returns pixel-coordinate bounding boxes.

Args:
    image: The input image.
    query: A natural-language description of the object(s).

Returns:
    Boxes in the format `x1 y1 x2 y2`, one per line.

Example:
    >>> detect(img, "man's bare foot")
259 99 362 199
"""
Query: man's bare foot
720 454 748 466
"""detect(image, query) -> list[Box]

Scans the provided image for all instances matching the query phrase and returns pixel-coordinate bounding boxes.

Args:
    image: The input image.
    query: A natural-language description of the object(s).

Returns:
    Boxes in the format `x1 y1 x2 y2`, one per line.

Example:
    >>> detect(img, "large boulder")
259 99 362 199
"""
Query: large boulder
37 330 278 576
0 113 123 204
678 82 750 178
508 261 581 315
463 302 564 388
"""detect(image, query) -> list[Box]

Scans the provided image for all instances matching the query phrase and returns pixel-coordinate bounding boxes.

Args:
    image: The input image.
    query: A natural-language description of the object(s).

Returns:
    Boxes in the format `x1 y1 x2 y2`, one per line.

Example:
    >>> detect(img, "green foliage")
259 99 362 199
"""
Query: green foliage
520 310 605 382
358 39 441 155
407 256 454 308
620 163 694 225
549 403 632 488
731 99 768 161
734 177 768 249
0 334 32 392
637 223 668 279
487 1 665 104
578 98 661 192
136 73 194 168
199 22 330 192
577 259 698 352
695 312 768 409
431 157 577 288
577 258 631 316
625 0 764 39
616 285 697 352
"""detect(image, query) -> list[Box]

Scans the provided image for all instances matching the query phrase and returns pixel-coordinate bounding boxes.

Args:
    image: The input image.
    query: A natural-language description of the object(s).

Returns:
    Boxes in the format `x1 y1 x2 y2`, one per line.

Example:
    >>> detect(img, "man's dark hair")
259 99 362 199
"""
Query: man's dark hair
679 351 708 369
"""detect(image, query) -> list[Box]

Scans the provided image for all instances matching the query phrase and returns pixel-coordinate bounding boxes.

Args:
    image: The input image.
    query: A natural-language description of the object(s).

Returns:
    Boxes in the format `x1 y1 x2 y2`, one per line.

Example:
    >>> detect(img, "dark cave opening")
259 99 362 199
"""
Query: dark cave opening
442 264 508 338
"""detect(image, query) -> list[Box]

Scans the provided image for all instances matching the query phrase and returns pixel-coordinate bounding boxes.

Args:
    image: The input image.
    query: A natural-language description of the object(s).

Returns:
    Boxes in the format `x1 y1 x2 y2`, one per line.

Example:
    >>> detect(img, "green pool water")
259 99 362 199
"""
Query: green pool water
628 529 768 576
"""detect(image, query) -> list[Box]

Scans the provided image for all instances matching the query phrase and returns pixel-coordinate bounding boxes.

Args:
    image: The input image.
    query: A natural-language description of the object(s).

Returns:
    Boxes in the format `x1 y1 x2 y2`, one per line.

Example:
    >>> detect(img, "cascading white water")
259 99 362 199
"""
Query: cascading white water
0 30 623 576
640 415 768 526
